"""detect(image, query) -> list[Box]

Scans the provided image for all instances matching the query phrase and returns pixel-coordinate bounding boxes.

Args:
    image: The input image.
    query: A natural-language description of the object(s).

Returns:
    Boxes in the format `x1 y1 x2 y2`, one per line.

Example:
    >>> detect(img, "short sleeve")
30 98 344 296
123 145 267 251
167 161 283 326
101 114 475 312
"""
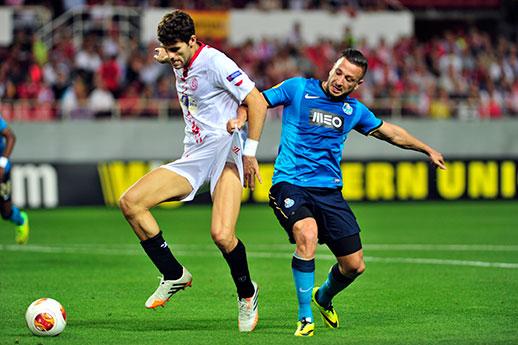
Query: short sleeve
0 115 7 131
262 77 303 107
354 103 383 136
212 53 255 103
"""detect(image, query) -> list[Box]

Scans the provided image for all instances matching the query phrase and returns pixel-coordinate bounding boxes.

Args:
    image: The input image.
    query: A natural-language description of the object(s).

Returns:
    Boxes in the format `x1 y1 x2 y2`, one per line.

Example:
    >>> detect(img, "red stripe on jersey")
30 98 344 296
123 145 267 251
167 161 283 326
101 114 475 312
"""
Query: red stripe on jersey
184 41 206 74
235 80 243 86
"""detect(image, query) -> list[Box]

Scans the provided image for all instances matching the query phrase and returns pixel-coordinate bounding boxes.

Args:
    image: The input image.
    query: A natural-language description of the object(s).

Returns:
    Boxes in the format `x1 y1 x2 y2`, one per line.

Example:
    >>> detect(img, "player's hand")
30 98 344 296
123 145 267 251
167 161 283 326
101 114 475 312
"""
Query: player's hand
153 47 170 64
429 150 446 170
0 167 4 180
226 118 245 133
243 156 262 191
227 107 248 133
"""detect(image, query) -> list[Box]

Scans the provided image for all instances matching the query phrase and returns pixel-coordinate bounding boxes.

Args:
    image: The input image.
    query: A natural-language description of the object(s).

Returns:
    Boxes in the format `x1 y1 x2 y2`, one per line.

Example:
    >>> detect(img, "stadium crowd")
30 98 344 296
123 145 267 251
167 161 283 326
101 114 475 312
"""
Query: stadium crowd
1 0 392 13
0 9 517 120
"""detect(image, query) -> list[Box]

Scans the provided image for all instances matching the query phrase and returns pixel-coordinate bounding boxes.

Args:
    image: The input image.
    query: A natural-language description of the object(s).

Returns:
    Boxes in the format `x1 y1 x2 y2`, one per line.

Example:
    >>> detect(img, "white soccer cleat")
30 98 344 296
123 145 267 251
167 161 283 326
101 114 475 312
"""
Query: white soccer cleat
145 267 192 309
238 281 259 332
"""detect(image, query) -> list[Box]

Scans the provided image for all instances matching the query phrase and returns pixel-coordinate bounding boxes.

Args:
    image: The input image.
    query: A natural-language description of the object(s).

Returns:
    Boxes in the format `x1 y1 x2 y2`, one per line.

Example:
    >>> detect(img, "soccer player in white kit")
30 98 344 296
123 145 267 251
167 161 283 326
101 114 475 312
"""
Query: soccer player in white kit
119 10 267 332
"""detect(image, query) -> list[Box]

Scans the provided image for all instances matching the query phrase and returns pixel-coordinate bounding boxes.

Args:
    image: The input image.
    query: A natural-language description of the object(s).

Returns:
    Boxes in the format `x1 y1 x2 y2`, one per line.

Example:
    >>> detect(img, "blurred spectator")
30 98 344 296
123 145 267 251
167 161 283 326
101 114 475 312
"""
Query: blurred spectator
479 81 504 119
88 74 115 118
342 26 356 48
457 86 480 121
119 81 141 118
98 52 121 96
61 76 94 119
429 87 453 119
139 43 167 85
138 84 159 118
63 0 86 11
286 22 303 46
75 37 102 76
154 75 176 100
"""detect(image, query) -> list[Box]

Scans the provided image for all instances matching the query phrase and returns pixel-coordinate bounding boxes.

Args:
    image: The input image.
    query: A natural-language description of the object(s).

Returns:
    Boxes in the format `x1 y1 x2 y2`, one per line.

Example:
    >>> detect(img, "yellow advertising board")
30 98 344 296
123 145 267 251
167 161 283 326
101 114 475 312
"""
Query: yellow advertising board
187 11 229 40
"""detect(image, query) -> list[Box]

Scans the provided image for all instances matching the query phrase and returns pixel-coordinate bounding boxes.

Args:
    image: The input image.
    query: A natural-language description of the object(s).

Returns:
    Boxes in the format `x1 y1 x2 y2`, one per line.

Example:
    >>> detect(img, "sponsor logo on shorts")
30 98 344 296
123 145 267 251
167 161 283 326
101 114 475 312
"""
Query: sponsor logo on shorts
309 109 344 131
284 198 295 208
232 145 240 154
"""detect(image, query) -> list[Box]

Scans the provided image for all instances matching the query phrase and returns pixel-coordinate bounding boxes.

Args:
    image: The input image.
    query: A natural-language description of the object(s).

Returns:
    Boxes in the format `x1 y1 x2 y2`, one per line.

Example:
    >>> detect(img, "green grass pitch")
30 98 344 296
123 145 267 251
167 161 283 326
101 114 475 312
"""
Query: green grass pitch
1 202 518 344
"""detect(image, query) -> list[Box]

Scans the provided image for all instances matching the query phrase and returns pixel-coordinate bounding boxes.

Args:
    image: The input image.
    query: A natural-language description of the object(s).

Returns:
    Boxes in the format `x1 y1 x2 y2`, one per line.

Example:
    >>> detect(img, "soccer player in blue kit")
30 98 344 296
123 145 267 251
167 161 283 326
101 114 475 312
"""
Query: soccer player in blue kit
231 48 446 336
0 113 29 244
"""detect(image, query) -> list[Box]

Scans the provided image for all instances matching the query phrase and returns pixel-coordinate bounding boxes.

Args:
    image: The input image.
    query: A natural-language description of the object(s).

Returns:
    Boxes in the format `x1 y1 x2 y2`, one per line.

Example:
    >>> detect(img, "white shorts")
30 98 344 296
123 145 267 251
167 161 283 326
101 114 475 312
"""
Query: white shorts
161 131 245 202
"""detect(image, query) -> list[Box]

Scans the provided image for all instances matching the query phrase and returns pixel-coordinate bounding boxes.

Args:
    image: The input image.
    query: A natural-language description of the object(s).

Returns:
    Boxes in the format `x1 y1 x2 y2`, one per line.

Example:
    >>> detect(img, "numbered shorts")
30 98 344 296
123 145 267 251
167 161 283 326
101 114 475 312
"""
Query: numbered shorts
161 131 245 202
269 181 362 256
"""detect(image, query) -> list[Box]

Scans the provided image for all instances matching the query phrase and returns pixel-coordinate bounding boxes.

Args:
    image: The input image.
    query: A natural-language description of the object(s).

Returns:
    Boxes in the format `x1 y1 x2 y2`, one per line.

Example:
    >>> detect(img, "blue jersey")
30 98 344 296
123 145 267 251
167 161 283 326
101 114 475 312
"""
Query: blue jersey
263 77 382 189
0 114 7 156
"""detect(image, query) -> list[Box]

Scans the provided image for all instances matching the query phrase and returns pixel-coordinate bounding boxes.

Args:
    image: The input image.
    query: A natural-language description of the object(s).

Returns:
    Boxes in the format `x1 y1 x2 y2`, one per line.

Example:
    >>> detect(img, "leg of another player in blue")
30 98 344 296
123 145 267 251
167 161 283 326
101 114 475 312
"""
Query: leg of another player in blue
7 206 30 245
9 205 24 225
313 259 364 329
292 254 316 336
292 254 315 322
316 263 356 308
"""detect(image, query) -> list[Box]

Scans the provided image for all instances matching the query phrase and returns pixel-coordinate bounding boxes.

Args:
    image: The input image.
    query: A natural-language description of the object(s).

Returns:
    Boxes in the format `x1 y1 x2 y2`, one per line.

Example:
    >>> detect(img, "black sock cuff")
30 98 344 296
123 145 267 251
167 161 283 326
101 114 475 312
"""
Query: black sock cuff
222 239 245 260
141 231 165 249
331 264 355 284
292 255 315 272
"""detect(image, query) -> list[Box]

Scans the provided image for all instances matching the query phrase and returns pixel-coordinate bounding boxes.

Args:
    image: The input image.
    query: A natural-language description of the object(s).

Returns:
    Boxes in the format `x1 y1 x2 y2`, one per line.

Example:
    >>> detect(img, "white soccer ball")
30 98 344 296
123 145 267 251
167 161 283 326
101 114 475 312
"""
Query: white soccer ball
25 298 67 336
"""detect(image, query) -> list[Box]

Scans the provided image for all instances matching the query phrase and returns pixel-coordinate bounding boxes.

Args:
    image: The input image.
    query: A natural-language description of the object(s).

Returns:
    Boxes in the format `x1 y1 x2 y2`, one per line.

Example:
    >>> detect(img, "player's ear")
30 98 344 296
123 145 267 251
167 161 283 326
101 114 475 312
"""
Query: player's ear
189 35 197 47
353 79 364 90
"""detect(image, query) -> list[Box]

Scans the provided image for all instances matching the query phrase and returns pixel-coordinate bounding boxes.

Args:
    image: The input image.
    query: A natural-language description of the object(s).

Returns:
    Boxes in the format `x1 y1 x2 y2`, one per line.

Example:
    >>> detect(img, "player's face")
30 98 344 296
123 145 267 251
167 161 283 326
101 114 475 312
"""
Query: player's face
324 57 364 97
162 36 197 69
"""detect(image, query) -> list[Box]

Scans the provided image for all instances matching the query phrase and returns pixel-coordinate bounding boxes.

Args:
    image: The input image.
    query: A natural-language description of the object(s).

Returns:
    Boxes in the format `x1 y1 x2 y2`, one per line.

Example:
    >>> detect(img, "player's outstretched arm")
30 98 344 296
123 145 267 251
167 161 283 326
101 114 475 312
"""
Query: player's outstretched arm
371 121 446 170
241 88 269 190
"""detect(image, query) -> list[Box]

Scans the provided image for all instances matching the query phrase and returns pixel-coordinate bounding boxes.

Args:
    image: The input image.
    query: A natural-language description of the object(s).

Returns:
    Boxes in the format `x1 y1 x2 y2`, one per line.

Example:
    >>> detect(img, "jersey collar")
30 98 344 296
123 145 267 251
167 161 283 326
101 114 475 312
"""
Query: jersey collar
182 41 206 78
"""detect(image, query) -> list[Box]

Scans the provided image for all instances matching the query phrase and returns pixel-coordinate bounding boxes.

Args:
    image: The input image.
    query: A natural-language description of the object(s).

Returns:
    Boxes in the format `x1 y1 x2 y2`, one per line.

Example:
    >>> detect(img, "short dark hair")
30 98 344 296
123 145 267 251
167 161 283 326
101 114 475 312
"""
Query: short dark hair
340 48 368 78
157 10 195 45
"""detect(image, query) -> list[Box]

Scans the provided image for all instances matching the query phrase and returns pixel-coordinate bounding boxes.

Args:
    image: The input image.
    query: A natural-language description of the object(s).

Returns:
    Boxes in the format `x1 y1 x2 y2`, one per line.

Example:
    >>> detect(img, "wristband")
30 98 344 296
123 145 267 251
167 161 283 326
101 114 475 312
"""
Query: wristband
243 139 259 157
0 156 8 169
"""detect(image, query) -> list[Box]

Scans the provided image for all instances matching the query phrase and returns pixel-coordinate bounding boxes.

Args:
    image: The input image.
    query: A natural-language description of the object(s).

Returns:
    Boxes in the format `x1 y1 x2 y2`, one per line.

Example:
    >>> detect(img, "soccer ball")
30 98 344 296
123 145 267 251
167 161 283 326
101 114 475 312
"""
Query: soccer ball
25 298 67 336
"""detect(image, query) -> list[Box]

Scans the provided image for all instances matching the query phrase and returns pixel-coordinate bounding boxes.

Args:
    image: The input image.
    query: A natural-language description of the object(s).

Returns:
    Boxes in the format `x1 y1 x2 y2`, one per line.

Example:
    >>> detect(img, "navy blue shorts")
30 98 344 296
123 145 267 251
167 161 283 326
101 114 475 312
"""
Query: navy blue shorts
0 169 12 202
269 182 361 256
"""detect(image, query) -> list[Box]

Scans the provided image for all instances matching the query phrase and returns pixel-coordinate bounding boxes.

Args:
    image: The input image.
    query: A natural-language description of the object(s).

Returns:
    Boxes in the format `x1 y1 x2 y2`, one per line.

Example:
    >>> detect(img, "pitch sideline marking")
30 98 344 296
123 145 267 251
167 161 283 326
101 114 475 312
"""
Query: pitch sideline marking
1 244 518 269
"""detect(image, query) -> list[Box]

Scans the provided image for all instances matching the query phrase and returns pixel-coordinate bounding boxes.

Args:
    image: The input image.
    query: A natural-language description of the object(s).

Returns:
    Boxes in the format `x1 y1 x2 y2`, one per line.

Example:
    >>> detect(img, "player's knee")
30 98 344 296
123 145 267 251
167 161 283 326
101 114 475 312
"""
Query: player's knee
293 220 318 242
339 259 365 277
355 260 366 275
211 226 235 251
119 191 140 218
293 222 318 253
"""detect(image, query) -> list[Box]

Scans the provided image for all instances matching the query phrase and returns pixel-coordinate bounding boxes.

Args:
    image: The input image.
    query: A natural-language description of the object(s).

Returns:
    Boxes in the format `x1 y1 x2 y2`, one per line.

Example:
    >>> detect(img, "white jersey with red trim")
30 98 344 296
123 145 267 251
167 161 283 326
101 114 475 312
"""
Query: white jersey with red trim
173 44 255 145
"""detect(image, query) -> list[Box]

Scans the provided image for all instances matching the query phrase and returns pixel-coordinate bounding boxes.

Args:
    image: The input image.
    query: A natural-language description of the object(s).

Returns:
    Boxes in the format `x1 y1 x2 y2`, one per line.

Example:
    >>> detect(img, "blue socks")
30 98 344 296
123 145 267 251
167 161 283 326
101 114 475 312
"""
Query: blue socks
9 206 24 226
316 263 355 308
292 254 315 322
